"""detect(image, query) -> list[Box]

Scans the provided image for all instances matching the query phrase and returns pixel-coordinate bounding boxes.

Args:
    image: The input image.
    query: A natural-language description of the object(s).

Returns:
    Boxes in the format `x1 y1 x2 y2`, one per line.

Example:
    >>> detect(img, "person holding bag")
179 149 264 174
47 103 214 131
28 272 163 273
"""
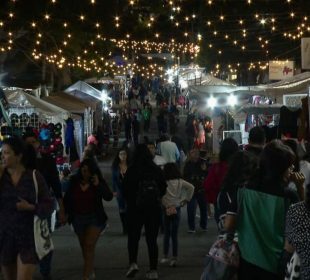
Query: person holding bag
225 140 304 280
0 136 53 280
161 163 194 267
64 158 113 280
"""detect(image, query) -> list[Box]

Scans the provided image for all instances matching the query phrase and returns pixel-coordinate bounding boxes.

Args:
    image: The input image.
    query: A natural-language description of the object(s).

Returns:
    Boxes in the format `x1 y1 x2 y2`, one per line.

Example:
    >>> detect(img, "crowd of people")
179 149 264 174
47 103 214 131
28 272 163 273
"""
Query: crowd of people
1 115 310 280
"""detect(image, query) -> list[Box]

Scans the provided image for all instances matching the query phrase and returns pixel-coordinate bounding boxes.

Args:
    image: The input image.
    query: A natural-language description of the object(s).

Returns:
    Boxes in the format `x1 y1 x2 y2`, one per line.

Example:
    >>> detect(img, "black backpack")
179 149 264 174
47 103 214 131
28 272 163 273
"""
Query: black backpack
136 175 161 208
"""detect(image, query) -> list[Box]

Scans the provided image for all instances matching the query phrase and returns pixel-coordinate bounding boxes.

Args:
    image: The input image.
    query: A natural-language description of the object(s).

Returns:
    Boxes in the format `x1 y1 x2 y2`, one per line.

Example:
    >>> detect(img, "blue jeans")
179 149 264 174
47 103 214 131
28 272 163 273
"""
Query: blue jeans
163 207 181 257
187 192 207 231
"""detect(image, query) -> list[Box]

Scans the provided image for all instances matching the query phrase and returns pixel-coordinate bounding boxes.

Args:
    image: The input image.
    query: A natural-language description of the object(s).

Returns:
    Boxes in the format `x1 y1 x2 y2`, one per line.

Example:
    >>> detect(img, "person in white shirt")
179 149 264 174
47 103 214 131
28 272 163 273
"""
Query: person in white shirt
160 163 194 267
157 135 180 164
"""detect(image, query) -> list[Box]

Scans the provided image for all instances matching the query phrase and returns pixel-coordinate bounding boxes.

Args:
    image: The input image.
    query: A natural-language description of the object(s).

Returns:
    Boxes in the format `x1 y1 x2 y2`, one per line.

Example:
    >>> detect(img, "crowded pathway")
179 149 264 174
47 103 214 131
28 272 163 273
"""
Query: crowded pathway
31 158 218 280
1 94 309 280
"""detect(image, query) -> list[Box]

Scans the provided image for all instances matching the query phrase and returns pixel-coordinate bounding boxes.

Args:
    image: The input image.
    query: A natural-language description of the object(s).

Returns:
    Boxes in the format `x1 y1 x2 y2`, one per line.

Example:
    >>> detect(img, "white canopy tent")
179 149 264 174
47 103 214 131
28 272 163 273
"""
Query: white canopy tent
189 72 310 103
247 72 310 98
4 88 70 122
65 80 111 103
65 81 107 139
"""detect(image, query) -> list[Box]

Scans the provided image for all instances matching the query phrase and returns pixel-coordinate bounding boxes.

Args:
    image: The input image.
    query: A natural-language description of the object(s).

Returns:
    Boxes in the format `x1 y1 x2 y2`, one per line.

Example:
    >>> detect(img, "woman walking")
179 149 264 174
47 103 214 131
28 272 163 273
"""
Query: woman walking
112 148 130 234
161 163 194 267
64 158 113 280
0 136 53 280
225 140 304 279
123 144 167 280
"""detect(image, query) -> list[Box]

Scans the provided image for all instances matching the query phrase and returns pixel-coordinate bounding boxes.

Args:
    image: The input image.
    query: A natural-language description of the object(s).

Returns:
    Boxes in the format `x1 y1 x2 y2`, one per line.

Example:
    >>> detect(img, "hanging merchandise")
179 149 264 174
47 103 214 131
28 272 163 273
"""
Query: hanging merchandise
65 118 79 163
30 113 39 128
298 98 310 141
278 106 302 139
35 121 65 165
10 113 19 127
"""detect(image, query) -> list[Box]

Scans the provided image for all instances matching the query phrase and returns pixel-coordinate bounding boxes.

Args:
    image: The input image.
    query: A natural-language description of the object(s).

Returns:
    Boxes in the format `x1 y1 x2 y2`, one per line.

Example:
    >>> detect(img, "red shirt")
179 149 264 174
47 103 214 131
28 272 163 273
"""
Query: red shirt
203 161 228 204
73 183 96 214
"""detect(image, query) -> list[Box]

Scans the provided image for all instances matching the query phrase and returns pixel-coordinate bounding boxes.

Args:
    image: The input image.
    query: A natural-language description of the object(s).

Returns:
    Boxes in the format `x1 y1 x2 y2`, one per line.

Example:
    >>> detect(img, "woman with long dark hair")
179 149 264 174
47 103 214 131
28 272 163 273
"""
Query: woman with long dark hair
0 136 52 280
217 150 257 236
203 138 239 223
112 147 130 234
64 158 113 280
123 144 167 280
225 140 304 280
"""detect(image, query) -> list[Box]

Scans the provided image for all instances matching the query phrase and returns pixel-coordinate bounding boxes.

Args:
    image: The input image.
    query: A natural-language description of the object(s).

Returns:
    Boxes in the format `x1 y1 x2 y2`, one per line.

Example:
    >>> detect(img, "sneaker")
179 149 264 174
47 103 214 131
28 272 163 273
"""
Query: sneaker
146 270 158 280
169 258 177 267
126 263 139 278
201 228 208 232
187 229 196 233
160 258 170 264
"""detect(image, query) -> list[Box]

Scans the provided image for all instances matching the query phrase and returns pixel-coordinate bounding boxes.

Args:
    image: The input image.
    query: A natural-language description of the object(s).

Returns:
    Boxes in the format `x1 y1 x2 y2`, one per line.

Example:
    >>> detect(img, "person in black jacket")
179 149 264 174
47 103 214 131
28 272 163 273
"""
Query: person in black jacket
123 144 167 280
64 158 113 280
183 149 209 232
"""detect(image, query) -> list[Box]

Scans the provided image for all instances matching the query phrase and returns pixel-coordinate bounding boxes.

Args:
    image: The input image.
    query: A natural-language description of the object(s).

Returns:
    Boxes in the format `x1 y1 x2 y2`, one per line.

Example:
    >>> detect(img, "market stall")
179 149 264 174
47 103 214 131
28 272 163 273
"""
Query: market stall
41 92 94 158
65 81 107 134
1 88 73 166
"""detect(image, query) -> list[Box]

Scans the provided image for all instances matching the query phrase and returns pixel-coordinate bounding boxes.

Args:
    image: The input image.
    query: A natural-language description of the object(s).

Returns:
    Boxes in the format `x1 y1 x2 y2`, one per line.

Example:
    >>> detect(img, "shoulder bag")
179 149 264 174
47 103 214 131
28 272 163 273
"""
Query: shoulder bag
33 170 54 260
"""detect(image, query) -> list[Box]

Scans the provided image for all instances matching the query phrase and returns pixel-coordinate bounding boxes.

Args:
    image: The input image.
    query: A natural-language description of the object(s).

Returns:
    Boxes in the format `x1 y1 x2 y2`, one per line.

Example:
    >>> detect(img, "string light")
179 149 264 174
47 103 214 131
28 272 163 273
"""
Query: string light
0 0 308 77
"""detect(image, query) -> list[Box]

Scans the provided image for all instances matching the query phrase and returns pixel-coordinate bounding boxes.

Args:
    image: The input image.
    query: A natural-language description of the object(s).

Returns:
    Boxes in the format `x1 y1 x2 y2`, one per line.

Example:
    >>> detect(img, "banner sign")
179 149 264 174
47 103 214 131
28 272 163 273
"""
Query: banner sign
269 60 294 80
301 38 310 69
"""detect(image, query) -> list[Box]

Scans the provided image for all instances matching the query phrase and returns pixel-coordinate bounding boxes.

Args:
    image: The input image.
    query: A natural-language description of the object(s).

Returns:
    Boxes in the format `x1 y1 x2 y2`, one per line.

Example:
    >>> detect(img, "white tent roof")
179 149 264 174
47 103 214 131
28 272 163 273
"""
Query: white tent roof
179 68 233 86
65 80 111 102
246 72 310 97
189 72 310 102
4 89 68 116
200 74 233 86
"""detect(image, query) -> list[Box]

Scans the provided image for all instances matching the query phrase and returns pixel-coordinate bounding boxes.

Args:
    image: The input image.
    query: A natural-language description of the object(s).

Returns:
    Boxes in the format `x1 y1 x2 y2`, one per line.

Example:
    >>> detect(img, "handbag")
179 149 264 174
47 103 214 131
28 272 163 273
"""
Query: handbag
285 251 300 280
200 237 239 280
33 170 54 260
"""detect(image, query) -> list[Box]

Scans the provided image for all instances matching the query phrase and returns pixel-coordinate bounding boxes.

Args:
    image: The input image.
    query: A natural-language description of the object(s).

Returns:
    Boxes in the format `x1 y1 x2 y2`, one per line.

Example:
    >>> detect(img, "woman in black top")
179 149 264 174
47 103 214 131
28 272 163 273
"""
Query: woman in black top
112 148 130 234
123 144 167 280
217 150 257 237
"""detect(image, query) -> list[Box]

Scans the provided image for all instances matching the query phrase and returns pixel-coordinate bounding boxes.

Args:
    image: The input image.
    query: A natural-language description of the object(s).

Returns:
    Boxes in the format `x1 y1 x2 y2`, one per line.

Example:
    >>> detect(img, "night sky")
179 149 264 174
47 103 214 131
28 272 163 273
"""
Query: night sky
0 0 309 86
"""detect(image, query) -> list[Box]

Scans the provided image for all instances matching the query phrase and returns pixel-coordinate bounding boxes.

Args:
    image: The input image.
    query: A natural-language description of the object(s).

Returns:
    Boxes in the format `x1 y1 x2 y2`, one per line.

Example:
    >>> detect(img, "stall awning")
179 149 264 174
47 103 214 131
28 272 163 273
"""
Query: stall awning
42 92 95 113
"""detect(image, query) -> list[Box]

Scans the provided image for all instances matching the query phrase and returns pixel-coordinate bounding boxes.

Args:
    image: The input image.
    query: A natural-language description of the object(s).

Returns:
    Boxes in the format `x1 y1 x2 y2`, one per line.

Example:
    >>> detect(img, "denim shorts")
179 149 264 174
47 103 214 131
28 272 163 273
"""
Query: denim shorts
72 213 106 235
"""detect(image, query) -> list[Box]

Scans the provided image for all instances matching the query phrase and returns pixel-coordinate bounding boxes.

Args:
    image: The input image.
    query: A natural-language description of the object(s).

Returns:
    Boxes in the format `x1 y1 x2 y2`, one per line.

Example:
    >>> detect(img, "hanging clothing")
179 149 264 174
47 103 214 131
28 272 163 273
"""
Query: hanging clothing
278 106 302 138
297 97 310 141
